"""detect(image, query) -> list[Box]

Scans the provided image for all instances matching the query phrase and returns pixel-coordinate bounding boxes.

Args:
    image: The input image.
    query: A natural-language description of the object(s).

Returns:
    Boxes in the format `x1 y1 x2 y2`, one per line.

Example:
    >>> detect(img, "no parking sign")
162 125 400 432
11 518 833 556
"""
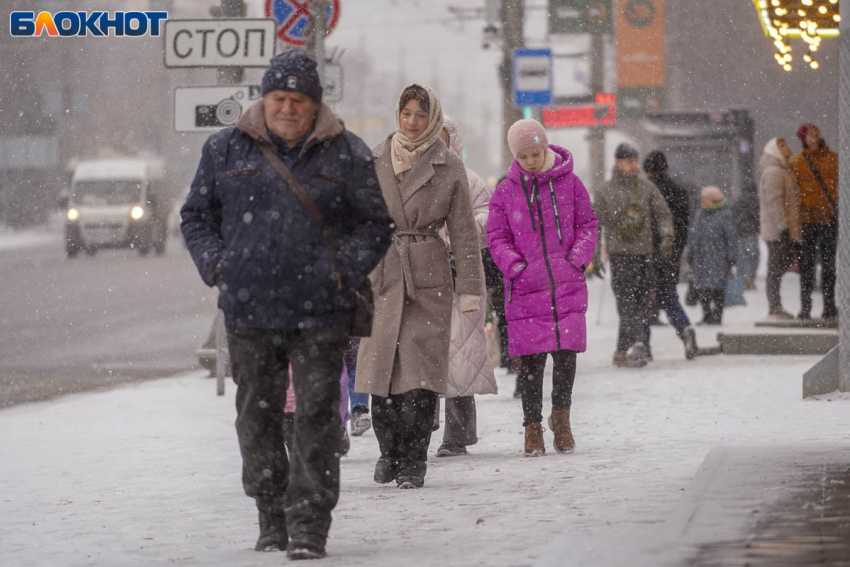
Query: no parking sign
265 0 340 46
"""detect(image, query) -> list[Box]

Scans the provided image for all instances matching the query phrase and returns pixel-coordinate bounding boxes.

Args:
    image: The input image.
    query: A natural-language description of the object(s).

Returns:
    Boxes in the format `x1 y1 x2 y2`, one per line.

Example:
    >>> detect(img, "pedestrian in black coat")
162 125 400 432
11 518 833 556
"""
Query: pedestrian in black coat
642 151 698 359
181 50 393 559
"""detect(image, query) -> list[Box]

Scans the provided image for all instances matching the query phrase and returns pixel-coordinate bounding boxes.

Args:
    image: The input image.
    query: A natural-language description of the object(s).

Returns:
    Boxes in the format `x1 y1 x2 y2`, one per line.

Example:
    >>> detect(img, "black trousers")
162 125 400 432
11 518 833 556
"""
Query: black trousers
371 389 439 474
799 222 838 316
226 324 349 540
610 254 652 352
766 230 793 312
518 350 577 427
697 289 725 324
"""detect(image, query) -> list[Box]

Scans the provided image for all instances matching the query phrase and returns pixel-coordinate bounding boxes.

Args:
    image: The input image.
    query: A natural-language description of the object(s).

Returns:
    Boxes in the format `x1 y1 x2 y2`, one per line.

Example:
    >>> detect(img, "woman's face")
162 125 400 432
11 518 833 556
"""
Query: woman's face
777 139 792 160
516 144 546 173
399 99 430 140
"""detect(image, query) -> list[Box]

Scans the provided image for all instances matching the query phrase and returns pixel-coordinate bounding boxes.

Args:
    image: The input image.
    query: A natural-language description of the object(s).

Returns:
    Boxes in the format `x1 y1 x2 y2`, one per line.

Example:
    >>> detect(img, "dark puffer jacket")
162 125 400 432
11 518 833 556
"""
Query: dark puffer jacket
181 99 393 330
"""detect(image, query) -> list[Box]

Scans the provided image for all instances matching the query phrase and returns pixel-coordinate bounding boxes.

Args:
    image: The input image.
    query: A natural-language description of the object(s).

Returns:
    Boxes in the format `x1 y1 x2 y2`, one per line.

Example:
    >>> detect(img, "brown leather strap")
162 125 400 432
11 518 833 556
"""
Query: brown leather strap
258 143 337 250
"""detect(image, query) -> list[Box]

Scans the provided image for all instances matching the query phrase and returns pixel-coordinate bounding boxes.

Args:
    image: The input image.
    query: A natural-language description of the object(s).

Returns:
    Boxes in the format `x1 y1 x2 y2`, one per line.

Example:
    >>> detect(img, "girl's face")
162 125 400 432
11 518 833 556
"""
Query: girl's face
399 99 429 140
516 144 546 173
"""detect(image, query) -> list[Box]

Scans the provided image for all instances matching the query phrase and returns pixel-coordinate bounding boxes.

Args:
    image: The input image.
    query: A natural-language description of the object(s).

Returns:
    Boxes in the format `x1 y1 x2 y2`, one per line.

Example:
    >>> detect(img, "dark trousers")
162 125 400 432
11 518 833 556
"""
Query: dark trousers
226 324 348 540
371 389 439 475
611 254 652 352
697 289 725 324
518 350 577 427
441 395 478 447
799 222 838 316
766 231 793 312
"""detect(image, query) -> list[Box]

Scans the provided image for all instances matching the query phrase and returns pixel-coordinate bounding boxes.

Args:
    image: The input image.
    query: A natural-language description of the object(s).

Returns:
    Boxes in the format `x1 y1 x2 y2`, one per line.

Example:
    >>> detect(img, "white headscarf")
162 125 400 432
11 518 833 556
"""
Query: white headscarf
390 84 444 179
763 137 786 161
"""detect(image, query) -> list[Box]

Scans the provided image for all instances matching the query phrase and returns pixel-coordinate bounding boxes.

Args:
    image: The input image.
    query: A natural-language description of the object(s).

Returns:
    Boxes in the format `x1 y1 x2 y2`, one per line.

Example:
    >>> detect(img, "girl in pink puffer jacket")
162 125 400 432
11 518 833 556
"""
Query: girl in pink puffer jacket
487 119 598 457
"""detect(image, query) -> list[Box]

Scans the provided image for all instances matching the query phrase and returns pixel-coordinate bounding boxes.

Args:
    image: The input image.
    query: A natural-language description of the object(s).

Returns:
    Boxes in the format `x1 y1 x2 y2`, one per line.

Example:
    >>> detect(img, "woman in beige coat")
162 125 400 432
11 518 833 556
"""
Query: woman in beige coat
355 85 484 489
435 116 497 458
758 137 801 319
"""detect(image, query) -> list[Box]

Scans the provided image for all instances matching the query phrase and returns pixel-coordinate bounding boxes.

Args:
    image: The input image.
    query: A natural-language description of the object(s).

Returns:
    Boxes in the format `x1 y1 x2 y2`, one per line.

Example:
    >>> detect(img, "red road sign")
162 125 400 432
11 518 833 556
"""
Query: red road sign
265 0 340 46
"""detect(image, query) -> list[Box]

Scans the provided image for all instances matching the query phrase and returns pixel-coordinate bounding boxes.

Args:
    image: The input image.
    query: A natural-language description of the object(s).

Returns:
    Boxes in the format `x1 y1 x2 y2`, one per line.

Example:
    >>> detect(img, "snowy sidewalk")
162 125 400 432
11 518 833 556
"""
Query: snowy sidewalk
2 276 848 567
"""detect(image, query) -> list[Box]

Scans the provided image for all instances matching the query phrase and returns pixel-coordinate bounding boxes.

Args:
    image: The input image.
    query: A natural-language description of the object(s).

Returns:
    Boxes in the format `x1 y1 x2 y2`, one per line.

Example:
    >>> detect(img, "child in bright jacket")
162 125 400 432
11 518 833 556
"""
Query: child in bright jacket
487 118 598 457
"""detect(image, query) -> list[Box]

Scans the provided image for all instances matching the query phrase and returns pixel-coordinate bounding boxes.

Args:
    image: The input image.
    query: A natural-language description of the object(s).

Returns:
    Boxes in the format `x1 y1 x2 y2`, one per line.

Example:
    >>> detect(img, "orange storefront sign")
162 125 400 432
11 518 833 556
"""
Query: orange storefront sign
615 0 665 89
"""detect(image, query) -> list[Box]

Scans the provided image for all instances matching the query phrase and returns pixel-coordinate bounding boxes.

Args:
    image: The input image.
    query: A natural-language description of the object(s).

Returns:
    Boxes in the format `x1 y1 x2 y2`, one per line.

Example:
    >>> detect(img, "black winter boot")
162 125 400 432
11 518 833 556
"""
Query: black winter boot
373 457 397 484
255 508 288 552
396 461 426 489
287 533 326 560
682 326 698 360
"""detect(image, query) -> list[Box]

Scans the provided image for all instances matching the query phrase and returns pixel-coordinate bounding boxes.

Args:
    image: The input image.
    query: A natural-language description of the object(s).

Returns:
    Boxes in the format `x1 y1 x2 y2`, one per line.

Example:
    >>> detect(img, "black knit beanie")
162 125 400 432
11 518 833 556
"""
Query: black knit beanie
614 142 639 160
261 49 323 102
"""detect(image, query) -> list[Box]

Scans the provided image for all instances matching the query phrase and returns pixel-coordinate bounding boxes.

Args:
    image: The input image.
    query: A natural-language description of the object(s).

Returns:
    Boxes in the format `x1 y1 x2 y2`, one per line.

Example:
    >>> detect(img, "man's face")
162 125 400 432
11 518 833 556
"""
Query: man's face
264 90 319 146
805 126 821 150
616 157 640 176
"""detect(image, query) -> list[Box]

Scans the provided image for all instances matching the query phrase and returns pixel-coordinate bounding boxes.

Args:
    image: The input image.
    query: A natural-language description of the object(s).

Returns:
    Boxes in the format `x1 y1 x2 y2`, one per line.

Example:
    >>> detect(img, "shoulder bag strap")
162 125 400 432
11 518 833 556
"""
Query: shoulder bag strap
257 143 338 250
802 152 838 216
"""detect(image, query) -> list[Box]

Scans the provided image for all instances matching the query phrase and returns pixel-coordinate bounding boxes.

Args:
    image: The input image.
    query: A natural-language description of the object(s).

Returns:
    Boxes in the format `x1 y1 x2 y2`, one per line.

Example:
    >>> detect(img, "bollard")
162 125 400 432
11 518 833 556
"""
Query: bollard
215 310 228 395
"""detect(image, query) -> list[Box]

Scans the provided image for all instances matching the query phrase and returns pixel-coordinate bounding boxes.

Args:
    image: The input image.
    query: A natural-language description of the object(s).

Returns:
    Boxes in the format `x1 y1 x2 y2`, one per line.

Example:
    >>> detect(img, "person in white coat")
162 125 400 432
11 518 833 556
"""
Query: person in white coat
435 116 498 457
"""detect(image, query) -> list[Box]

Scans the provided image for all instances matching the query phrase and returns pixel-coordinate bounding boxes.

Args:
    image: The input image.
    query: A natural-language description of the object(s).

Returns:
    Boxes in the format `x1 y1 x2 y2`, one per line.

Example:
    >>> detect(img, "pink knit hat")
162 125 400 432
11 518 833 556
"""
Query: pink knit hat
507 118 549 158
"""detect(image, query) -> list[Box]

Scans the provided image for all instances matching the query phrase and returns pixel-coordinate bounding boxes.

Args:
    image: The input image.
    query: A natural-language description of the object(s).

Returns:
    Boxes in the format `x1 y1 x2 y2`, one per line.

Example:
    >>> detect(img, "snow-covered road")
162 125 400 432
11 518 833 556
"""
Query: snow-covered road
1 276 847 567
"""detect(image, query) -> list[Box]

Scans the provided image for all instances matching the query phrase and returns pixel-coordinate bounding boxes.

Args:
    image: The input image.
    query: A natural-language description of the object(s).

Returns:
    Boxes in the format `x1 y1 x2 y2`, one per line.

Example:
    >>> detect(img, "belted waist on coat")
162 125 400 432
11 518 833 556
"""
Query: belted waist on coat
393 228 442 300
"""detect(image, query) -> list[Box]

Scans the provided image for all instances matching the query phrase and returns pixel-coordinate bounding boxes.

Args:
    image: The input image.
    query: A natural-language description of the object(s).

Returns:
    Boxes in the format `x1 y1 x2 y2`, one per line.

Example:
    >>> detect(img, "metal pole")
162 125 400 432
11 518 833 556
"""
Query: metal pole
499 0 524 173
307 0 328 81
838 3 849 391
216 0 245 86
588 33 606 194
210 0 244 394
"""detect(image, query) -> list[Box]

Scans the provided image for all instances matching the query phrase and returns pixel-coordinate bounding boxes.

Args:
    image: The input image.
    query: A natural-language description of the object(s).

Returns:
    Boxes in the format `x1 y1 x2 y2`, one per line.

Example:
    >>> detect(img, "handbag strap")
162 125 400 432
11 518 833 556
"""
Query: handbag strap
257 143 338 250
802 152 838 216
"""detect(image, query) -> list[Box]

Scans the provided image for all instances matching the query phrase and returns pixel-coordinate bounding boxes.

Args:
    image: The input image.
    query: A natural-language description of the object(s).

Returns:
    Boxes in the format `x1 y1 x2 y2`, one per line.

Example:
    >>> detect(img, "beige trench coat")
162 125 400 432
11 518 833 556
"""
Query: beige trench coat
355 136 484 397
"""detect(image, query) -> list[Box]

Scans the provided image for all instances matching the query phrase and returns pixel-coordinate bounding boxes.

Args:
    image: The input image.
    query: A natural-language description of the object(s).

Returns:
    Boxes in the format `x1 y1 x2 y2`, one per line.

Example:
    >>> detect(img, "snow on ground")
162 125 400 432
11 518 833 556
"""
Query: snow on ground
1 273 847 567
0 215 63 252
0 229 58 252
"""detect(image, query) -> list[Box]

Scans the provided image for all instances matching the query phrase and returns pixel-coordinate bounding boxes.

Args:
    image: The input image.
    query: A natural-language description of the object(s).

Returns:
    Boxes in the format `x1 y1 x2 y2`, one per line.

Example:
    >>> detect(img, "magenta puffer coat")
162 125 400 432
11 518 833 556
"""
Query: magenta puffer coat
487 145 598 357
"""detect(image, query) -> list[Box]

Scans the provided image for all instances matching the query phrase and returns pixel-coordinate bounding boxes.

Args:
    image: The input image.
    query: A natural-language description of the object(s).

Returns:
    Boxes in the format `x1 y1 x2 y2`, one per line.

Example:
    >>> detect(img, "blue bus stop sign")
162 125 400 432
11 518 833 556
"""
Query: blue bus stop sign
513 48 553 107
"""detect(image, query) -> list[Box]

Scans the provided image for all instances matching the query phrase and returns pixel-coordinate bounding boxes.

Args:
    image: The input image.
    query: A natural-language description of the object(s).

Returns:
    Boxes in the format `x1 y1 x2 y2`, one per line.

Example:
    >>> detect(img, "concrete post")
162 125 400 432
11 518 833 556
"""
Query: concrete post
838 3 849 391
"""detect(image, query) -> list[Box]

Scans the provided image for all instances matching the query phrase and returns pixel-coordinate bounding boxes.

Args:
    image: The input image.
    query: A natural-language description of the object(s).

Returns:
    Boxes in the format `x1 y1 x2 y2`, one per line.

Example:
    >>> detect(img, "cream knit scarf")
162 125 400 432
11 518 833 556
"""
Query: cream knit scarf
391 84 444 181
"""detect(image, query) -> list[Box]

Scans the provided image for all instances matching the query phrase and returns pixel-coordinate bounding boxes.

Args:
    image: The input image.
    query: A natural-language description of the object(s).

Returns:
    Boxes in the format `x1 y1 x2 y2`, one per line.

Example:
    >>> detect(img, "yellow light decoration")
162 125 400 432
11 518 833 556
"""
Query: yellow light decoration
752 0 839 70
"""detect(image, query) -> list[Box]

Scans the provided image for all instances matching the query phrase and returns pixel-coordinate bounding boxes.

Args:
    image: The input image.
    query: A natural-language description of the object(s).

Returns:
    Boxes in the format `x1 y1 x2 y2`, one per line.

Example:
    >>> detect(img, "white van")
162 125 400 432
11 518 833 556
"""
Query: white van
65 158 170 257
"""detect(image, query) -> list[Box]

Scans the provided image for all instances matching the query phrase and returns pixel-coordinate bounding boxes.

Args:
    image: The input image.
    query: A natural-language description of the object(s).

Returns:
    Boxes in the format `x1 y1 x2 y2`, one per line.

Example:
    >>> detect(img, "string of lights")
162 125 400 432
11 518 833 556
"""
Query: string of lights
752 0 840 70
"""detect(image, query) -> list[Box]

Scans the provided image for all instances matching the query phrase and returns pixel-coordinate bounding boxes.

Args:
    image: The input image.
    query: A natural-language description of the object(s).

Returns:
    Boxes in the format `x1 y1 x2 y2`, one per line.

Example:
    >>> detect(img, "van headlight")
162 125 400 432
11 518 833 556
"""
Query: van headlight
130 206 145 220
67 208 80 221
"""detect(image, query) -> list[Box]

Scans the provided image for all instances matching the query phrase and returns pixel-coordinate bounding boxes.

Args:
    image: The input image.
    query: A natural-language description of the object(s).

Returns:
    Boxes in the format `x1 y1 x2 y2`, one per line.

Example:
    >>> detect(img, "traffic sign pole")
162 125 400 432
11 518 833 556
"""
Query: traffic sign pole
218 0 245 86
306 0 328 88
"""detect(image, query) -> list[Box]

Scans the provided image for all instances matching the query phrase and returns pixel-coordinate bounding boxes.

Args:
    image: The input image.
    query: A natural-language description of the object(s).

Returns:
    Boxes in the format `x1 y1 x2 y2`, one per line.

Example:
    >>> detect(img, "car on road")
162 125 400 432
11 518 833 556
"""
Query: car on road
64 157 170 257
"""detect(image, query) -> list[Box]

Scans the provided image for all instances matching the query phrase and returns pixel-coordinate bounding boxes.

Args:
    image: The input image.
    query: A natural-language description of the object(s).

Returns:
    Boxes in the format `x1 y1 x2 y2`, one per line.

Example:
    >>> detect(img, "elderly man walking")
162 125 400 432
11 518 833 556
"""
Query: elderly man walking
181 50 393 559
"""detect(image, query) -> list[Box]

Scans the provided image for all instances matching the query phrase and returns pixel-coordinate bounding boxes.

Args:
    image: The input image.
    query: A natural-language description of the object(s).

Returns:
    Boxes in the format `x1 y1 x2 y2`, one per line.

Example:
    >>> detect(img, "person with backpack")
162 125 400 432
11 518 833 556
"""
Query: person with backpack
487 118 598 457
789 124 838 323
594 143 674 368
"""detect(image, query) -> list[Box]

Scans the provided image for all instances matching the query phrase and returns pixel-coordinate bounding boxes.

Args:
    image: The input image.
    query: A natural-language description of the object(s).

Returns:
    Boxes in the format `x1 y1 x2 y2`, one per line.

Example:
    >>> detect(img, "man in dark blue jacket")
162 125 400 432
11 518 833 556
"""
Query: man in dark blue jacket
181 50 392 560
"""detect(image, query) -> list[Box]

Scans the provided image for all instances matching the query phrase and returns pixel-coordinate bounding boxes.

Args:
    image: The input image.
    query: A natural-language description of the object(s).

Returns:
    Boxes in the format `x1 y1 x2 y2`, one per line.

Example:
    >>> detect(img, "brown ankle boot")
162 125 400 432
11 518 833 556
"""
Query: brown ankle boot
523 422 545 457
548 409 575 454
